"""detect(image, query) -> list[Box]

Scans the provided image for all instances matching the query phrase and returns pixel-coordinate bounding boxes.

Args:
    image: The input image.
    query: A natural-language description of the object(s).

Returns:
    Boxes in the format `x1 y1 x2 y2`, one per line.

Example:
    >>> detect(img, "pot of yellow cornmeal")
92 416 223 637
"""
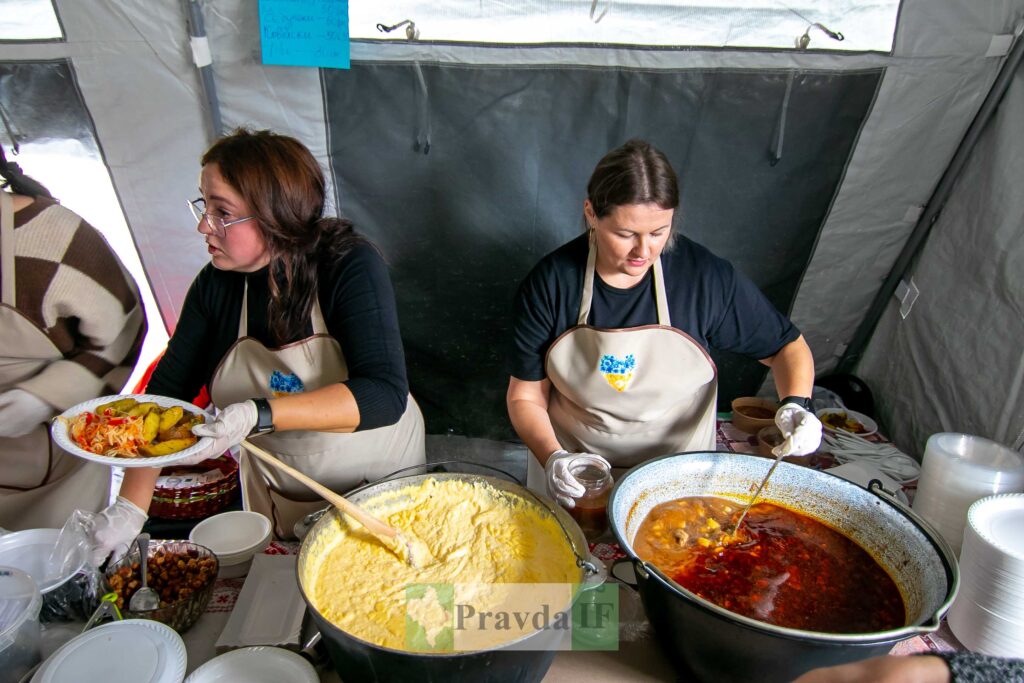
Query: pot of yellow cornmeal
297 469 595 682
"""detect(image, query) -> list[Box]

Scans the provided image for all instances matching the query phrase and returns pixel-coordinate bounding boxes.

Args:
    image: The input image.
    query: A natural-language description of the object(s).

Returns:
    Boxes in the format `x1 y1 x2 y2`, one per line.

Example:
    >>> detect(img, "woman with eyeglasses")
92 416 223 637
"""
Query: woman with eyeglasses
90 129 424 560
507 139 821 507
0 146 146 530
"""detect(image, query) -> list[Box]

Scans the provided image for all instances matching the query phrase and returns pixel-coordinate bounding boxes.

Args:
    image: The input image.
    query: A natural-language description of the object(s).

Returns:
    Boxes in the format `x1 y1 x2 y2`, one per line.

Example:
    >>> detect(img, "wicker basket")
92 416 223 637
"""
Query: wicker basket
149 455 239 519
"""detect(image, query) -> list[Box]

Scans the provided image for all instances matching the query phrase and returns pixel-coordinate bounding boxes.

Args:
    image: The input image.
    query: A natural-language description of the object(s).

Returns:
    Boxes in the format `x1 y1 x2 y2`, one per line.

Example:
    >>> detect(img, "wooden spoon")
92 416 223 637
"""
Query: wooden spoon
240 439 432 567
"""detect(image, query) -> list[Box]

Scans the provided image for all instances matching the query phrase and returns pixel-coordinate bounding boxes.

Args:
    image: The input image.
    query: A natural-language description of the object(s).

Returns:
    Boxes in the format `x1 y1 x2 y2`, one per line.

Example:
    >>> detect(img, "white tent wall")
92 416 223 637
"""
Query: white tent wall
1 0 332 328
783 1 1022 374
44 0 212 330
3 0 1023 439
201 0 332 205
858 63 1024 458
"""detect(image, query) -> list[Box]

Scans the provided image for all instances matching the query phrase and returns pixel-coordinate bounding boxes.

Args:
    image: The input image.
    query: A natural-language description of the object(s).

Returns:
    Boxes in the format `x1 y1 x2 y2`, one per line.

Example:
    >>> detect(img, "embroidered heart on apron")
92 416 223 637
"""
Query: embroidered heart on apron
599 353 636 392
543 235 718 468
269 369 304 397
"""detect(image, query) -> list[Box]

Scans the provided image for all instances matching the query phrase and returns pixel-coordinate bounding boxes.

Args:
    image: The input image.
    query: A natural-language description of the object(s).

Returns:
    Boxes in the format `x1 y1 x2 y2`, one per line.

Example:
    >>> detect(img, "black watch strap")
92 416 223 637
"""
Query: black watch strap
249 398 274 435
779 395 813 411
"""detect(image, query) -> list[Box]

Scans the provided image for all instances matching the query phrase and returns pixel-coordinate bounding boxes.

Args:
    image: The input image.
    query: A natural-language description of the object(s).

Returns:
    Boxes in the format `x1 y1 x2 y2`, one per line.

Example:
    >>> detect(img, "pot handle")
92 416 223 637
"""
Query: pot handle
609 558 639 590
611 558 669 593
867 478 951 548
868 479 954 554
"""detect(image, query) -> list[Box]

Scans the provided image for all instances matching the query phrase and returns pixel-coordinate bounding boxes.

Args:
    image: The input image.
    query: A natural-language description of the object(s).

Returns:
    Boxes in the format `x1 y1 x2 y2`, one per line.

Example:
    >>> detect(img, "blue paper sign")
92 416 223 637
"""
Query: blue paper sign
258 0 349 69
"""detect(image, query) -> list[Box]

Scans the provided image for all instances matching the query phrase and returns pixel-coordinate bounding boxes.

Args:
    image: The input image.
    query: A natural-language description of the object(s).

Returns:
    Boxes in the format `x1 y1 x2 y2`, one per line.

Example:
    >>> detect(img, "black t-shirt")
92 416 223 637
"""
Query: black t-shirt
512 233 800 380
147 242 409 430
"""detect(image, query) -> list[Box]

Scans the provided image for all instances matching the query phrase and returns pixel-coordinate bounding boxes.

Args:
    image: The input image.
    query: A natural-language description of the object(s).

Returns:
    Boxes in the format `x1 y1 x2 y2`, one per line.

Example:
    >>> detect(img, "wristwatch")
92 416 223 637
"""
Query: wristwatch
249 398 275 435
779 395 813 411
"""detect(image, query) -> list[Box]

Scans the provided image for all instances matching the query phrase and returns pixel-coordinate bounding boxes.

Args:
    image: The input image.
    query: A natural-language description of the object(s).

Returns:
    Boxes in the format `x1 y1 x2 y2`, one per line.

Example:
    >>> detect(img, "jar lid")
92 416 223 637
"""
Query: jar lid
0 566 42 649
569 458 612 485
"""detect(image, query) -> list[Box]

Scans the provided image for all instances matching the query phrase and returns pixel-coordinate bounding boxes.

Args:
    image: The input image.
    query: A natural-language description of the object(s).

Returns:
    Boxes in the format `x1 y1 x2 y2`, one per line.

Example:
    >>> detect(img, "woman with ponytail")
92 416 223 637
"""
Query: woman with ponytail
0 146 146 530
96 129 424 557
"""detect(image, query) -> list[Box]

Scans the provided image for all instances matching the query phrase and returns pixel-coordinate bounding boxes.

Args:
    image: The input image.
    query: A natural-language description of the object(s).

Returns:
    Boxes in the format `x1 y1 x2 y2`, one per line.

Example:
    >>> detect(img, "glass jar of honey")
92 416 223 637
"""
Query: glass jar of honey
566 458 613 540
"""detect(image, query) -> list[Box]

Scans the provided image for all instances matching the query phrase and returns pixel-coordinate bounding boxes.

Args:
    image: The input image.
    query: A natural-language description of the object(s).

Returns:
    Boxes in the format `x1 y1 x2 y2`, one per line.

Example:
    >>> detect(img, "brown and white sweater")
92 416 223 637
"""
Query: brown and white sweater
2 197 146 411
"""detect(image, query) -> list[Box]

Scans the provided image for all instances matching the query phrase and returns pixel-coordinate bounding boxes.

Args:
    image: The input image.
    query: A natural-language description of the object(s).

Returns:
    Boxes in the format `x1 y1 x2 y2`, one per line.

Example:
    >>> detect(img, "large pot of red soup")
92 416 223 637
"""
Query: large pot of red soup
608 452 958 683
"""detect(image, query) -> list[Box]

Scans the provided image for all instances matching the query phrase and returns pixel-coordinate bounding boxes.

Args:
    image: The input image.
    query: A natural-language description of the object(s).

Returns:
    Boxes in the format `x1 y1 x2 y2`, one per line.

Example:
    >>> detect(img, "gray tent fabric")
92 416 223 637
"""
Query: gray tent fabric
0 61 92 145
323 63 879 436
2 0 1023 453
859 64 1024 457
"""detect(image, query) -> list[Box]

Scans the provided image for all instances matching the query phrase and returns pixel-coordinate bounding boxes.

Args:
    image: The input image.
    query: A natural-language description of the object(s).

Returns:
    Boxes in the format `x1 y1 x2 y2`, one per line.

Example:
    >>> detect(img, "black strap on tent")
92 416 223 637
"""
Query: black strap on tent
770 70 796 166
837 26 1024 374
0 102 19 154
376 19 431 154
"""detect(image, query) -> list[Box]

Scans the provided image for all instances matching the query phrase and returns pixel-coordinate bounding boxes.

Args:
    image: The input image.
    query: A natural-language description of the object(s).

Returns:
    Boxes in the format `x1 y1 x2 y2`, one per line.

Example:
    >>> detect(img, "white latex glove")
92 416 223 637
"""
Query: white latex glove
0 389 53 438
186 400 258 466
88 496 147 567
545 449 611 509
774 402 823 457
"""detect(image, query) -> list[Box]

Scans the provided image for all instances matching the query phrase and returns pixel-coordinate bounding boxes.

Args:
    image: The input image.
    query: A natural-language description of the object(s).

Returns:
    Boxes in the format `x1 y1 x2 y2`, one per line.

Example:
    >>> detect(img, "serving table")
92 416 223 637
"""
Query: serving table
140 418 967 681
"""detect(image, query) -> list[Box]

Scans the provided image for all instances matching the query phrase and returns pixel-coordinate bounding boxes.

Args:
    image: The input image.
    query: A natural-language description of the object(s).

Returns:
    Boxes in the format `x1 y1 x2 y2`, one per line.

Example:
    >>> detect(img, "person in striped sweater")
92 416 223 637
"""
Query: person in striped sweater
0 146 146 530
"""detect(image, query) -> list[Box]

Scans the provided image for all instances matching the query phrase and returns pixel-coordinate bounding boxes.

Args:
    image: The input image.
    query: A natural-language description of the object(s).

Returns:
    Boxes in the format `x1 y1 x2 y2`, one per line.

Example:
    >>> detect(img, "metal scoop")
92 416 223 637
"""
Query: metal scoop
729 451 789 536
128 533 160 611
242 439 434 568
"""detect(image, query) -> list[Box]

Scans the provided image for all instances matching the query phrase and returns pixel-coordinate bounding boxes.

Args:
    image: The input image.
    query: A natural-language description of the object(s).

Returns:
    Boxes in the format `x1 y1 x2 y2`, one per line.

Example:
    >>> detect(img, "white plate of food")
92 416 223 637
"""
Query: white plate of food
51 394 215 468
815 408 878 437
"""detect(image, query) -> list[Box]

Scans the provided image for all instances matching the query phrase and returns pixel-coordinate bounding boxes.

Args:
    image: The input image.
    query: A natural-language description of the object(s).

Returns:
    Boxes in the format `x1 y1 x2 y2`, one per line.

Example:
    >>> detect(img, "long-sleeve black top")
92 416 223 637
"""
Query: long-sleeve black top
147 242 408 430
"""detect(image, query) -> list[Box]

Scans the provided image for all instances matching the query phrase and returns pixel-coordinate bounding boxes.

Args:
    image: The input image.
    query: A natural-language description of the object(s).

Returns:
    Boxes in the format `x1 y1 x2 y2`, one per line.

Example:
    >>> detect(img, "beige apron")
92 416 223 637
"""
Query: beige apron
542 236 718 471
209 282 425 539
0 192 109 530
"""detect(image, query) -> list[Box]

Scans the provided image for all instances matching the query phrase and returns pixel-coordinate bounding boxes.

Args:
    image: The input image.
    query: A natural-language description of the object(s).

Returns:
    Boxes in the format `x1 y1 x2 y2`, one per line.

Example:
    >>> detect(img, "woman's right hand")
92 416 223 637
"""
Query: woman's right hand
545 450 611 508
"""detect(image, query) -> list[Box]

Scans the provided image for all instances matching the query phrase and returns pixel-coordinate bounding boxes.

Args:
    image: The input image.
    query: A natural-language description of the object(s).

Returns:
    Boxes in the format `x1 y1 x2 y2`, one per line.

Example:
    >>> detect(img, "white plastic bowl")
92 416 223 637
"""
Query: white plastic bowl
189 511 272 579
0 529 93 622
185 645 317 683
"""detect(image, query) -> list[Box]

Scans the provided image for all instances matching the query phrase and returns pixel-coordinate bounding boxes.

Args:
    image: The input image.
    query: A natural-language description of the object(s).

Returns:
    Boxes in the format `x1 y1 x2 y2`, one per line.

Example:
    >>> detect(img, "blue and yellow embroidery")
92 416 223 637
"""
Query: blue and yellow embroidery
599 354 636 392
269 370 305 397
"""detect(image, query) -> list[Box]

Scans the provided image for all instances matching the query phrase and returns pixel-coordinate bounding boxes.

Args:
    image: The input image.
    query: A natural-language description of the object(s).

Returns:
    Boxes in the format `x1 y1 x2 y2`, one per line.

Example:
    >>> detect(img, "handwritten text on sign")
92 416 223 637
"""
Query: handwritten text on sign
259 0 349 69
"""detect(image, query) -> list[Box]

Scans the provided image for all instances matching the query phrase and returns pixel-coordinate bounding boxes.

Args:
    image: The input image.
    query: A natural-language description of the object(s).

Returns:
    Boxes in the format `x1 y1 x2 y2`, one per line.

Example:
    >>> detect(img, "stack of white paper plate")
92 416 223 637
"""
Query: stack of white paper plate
31 619 186 683
947 494 1024 656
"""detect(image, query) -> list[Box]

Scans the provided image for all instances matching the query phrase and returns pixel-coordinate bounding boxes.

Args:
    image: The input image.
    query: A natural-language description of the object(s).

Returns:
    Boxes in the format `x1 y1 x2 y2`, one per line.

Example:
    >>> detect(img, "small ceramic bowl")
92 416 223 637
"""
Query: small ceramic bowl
189 511 272 578
730 397 778 434
757 425 785 457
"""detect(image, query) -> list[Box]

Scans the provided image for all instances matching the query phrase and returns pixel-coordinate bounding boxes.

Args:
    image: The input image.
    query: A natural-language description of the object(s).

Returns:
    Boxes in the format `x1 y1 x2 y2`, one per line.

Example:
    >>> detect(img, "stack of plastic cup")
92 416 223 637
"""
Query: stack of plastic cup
911 433 1024 556
948 494 1024 655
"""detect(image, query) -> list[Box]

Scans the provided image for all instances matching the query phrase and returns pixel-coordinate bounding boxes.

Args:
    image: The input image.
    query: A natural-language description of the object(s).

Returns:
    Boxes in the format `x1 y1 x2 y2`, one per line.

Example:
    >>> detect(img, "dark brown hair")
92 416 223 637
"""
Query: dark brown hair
0 146 53 198
202 128 362 344
586 139 679 218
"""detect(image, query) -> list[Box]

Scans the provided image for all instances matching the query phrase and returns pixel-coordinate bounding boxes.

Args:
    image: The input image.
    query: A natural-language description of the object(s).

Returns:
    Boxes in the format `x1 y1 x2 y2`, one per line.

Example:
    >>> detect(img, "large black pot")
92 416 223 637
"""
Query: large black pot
296 463 597 683
608 452 959 683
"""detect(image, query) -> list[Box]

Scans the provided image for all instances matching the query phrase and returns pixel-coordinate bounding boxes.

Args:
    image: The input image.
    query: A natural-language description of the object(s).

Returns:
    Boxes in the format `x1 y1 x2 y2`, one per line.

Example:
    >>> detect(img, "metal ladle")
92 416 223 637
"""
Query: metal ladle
128 533 160 612
728 445 795 536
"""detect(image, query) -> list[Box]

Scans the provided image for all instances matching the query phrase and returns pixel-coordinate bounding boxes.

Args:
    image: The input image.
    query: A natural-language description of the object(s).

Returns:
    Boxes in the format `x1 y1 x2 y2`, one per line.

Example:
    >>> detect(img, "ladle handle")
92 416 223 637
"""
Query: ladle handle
241 439 399 540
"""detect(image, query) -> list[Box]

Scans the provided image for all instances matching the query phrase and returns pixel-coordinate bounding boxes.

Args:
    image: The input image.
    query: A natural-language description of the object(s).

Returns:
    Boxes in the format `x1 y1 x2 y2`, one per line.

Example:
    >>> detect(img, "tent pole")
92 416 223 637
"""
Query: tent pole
836 27 1024 375
183 0 224 140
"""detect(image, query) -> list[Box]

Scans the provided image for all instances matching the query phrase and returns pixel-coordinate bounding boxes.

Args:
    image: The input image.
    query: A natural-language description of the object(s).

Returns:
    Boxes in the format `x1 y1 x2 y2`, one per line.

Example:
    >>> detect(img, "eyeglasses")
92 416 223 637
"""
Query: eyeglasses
188 197 254 237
